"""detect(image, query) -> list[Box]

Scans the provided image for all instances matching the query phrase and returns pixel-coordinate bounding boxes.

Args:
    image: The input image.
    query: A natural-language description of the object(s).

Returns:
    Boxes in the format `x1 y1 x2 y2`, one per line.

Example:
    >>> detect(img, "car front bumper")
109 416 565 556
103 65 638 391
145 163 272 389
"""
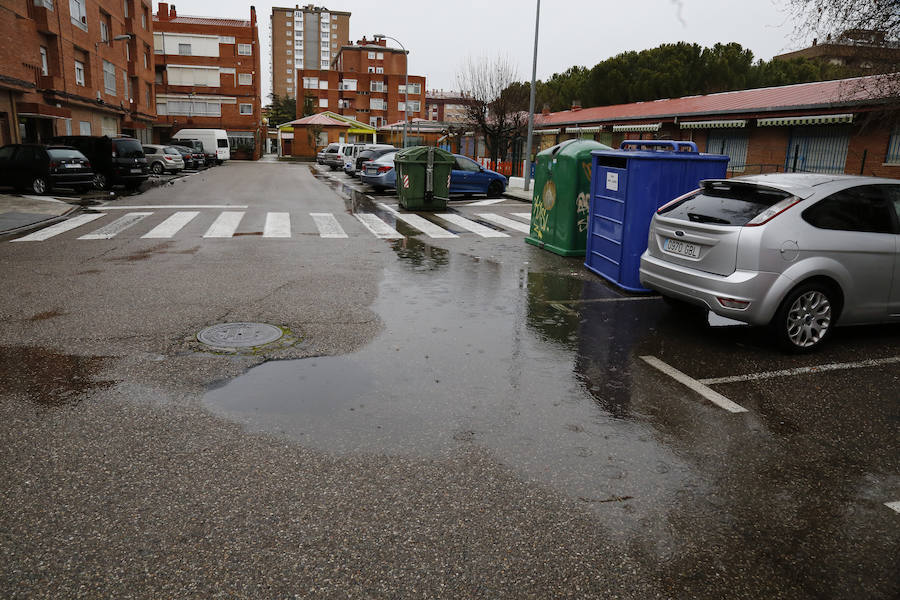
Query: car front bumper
639 252 789 325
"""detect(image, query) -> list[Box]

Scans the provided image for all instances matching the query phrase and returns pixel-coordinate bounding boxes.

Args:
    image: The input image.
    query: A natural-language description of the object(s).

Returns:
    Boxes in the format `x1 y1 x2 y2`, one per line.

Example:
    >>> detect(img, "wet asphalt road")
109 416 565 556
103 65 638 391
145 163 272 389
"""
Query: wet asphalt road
1 160 898 599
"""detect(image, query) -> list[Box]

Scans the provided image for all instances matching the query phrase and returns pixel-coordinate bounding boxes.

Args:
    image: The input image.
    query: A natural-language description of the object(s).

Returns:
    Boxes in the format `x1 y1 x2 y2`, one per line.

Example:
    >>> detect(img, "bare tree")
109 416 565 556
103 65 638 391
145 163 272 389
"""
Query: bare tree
787 0 900 103
456 55 529 168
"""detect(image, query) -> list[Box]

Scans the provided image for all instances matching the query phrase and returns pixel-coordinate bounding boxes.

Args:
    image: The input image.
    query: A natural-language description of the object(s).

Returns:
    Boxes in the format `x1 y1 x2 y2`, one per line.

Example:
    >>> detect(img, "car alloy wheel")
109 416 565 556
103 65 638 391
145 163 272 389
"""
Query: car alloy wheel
93 173 108 190
31 176 48 194
151 162 164 175
773 282 835 352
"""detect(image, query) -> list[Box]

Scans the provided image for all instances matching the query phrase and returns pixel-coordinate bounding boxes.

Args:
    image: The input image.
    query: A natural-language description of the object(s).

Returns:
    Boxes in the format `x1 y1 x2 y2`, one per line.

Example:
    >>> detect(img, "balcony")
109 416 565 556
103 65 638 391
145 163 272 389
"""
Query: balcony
38 75 63 90
33 2 59 36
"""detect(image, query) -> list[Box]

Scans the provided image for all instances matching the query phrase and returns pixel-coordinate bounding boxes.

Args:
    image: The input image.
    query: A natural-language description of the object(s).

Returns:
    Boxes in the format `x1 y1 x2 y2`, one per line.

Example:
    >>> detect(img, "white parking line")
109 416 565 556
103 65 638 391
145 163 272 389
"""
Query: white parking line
377 203 458 238
310 213 348 238
699 356 900 385
476 213 531 234
12 212 106 241
885 501 900 513
141 211 199 239
97 205 248 210
78 212 152 240
264 212 291 238
640 355 749 414
354 213 404 239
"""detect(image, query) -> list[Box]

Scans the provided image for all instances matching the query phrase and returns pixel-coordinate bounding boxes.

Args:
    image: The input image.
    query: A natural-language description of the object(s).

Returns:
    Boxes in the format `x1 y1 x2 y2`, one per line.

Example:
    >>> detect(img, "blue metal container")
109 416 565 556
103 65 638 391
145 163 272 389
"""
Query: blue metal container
585 140 729 292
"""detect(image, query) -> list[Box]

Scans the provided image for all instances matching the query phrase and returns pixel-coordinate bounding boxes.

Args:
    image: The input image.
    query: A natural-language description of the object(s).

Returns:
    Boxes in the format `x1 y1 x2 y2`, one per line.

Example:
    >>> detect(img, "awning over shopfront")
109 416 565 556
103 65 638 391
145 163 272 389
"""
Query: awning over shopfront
612 123 662 132
757 113 854 127
16 102 71 119
535 128 560 134
565 126 602 133
680 119 747 129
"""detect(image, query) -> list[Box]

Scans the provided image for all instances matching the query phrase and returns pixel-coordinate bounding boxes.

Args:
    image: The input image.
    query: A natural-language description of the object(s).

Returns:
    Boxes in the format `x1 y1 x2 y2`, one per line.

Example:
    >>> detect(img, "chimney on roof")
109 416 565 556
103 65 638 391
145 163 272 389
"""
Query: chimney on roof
169 5 176 19
250 5 256 27
541 103 550 116
158 2 169 21
571 99 582 111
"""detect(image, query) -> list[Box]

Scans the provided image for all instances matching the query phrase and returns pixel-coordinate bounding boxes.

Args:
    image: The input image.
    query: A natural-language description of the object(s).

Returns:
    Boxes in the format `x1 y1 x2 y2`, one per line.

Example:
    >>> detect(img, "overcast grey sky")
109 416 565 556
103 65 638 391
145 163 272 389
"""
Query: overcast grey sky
152 0 804 103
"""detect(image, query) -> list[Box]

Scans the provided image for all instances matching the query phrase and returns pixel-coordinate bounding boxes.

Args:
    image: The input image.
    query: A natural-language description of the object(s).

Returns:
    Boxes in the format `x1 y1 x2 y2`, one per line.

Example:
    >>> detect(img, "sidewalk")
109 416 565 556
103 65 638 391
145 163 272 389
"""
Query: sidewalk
503 176 536 203
0 193 82 237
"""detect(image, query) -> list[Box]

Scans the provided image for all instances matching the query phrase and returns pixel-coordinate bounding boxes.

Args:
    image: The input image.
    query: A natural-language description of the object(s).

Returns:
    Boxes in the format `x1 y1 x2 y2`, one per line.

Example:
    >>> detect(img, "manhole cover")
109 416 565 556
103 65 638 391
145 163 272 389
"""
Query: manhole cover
197 323 284 349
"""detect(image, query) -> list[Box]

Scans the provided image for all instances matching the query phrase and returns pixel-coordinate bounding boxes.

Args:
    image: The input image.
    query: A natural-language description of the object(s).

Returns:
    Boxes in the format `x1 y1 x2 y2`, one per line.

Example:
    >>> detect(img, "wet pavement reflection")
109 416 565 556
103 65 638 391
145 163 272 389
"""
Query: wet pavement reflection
0 346 112 406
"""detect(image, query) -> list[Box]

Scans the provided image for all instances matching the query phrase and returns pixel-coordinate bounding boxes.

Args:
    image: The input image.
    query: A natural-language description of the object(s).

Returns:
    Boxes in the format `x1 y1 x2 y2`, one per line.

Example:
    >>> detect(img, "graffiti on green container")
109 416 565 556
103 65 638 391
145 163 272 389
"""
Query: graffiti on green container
576 191 590 232
531 180 557 239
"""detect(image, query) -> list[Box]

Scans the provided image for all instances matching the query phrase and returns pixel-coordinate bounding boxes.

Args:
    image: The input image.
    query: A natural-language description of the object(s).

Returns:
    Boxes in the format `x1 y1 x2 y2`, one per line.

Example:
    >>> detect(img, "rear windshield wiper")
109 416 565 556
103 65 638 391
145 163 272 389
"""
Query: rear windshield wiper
687 213 730 225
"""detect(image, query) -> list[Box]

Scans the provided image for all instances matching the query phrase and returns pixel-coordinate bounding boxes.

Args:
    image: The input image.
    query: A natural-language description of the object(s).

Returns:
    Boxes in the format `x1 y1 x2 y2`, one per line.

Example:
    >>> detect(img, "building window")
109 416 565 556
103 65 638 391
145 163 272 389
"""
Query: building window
321 41 329 49
239 103 253 115
367 66 375 73
367 51 375 59
286 86 293 94
332 23 337 29
99 14 110 43
219 36 235 44
123 0 129 18
370 81 384 92
286 49 292 55
79 120 91 135
125 44 130 60
707 130 749 173
785 126 850 174
886 125 900 165
178 43 191 56
287 40 292 45
377 52 383 60
142 6 148 29
39 47 48 76
338 99 351 109
370 98 385 110
74 60 85 85
375 67 383 74
69 0 86 28
369 117 380 127
286 68 293 74
318 80 328 89
400 83 421 95
145 86 151 108
238 43 252 56
238 73 252 85
319 98 328 108
103 60 116 95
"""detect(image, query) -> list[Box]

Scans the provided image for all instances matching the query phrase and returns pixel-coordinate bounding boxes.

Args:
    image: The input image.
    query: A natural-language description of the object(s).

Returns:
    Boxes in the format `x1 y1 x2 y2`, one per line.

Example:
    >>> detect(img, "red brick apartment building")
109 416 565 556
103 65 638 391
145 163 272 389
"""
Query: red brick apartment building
0 0 157 145
152 3 262 159
296 36 425 129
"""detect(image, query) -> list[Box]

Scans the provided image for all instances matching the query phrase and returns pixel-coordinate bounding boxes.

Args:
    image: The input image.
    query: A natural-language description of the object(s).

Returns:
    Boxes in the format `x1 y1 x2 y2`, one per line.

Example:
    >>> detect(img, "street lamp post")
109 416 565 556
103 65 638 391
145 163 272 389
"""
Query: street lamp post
373 34 407 148
523 0 541 192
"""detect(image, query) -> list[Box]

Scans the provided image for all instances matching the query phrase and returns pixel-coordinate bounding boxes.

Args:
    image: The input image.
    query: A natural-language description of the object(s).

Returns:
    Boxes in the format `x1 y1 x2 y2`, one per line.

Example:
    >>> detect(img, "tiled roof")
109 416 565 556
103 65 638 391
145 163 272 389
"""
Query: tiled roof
535 75 896 126
153 15 251 27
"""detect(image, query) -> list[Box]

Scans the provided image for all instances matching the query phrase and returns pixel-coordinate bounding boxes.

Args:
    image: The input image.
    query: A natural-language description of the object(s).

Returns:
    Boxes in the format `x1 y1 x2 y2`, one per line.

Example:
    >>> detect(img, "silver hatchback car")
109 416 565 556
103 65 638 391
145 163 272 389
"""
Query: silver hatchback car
639 173 900 352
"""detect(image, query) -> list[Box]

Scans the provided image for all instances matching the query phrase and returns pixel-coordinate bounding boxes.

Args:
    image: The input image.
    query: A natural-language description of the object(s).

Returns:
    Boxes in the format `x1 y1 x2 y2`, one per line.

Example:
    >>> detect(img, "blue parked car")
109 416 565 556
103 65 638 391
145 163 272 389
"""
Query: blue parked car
360 150 398 191
451 154 507 198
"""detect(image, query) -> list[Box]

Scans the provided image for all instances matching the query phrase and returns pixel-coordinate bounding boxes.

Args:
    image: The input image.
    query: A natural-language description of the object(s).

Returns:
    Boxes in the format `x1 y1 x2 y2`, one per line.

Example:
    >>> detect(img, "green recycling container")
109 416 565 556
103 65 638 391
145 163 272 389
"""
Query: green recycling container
525 139 612 256
394 146 455 210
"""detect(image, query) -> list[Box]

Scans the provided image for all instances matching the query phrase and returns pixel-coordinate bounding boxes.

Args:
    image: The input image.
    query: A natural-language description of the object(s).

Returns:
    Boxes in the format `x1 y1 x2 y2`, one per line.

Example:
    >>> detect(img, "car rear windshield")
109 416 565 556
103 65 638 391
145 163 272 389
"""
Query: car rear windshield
47 149 85 159
164 146 181 154
114 139 144 158
658 182 794 226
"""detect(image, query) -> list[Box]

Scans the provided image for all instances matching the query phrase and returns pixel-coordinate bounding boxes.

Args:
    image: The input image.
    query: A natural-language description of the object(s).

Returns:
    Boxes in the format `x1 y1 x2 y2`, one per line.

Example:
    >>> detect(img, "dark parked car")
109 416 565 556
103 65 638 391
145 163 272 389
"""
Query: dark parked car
355 146 397 177
49 135 148 190
168 141 206 169
168 144 199 170
170 138 215 167
0 144 94 194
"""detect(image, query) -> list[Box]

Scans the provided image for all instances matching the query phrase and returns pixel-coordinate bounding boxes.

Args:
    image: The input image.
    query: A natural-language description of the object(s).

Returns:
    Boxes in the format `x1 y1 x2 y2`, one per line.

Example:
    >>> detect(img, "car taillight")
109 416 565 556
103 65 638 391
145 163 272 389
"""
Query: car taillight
744 196 803 227
716 297 750 310
84 161 91 169
377 165 392 174
164 155 173 161
656 189 698 214
49 161 60 169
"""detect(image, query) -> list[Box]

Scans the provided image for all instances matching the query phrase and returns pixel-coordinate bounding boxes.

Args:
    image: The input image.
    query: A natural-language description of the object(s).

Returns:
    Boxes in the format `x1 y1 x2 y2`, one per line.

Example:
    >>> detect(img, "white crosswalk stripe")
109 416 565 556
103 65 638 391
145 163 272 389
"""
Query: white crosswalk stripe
354 213 404 239
12 212 106 242
377 203 458 239
476 213 531 234
435 213 509 238
310 212 348 238
203 211 244 238
142 211 199 239
79 212 153 239
511 213 532 222
264 212 291 238
464 198 506 206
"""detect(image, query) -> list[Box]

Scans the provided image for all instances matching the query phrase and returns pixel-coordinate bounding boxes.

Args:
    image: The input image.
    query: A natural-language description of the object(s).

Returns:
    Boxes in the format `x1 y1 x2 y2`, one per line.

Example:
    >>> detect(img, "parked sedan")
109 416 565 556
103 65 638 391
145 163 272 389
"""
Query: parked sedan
450 155 507 198
355 146 397 177
143 144 185 174
168 144 199 170
360 151 398 191
0 144 94 194
639 173 900 352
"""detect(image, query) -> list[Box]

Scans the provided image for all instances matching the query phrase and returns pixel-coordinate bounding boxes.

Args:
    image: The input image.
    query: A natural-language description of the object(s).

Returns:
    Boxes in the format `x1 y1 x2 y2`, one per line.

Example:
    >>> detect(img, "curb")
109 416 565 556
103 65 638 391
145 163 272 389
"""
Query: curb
0 203 83 239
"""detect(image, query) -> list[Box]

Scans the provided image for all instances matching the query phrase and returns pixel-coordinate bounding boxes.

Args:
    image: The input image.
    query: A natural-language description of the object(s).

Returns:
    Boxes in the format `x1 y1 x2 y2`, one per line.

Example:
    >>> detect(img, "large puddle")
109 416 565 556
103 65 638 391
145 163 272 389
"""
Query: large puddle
203 228 703 518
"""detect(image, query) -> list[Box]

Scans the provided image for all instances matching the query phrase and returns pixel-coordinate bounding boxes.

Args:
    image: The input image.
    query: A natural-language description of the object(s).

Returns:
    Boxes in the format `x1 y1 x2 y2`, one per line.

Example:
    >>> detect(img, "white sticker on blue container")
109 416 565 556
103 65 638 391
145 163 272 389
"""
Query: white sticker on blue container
606 172 619 191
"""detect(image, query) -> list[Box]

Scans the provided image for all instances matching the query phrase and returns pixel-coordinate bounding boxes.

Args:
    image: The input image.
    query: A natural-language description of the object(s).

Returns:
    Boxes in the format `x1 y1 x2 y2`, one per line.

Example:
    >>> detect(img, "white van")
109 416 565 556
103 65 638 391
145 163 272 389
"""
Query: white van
171 129 229 164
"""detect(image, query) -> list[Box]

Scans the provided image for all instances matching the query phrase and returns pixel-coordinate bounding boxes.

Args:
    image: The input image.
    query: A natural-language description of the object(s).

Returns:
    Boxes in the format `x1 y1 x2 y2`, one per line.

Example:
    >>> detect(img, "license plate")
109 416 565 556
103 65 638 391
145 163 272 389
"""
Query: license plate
664 238 700 259
130 168 142 174
65 163 81 168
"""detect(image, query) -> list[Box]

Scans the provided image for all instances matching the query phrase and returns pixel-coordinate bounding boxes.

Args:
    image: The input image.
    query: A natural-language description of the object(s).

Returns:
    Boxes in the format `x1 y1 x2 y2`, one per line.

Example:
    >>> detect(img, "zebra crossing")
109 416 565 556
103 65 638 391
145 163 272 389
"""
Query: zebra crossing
12 208 533 243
